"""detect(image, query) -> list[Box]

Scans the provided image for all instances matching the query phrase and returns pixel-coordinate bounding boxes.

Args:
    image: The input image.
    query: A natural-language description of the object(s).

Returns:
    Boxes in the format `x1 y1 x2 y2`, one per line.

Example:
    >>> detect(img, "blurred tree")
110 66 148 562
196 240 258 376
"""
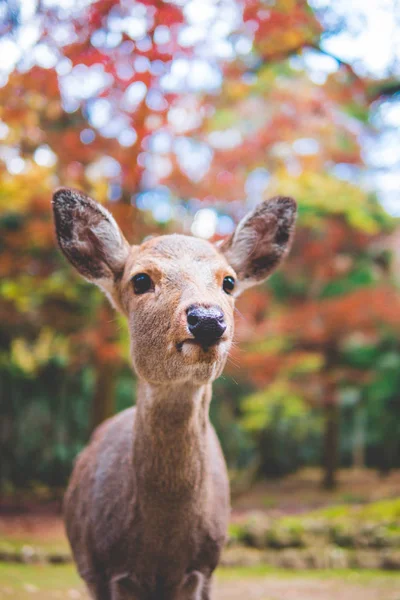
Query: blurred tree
234 220 398 487
0 0 399 490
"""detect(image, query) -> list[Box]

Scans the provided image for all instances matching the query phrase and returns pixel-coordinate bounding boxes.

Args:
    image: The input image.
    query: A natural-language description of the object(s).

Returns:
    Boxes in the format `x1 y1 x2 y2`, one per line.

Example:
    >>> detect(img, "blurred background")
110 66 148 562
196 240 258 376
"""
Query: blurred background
1 0 400 596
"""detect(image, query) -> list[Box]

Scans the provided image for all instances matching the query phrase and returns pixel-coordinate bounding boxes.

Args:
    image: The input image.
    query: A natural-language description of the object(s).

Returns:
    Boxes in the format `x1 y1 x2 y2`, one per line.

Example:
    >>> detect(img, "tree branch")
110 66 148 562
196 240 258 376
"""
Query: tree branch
305 43 362 82
249 40 362 83
369 81 400 100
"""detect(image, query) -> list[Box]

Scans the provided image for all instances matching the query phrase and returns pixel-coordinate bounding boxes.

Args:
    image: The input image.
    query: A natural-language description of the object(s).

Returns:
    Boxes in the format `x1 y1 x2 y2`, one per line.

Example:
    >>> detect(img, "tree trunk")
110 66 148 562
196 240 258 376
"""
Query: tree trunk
352 401 366 470
90 301 119 432
91 360 117 431
323 401 340 489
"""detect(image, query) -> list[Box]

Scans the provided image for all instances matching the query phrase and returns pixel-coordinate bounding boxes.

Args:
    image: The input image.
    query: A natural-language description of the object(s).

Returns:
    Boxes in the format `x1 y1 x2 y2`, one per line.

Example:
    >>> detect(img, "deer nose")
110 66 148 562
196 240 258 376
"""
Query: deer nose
187 305 227 346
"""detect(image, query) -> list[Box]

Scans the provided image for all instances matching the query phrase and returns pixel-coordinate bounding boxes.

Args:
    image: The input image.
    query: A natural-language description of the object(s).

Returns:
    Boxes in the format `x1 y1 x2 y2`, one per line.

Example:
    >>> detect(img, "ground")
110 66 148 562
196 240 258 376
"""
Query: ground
1 470 400 599
1 565 400 600
232 468 400 514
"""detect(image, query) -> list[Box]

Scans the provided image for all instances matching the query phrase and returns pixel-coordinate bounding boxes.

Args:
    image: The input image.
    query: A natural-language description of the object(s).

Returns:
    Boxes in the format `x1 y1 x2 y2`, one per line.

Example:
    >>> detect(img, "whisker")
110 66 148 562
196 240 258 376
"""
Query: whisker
234 306 248 322
226 355 241 369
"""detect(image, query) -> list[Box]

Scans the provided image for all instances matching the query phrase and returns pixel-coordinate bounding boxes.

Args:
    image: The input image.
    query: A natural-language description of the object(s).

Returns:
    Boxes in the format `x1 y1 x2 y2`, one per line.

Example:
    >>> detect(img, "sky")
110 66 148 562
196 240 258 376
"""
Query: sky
313 0 400 78
310 0 400 217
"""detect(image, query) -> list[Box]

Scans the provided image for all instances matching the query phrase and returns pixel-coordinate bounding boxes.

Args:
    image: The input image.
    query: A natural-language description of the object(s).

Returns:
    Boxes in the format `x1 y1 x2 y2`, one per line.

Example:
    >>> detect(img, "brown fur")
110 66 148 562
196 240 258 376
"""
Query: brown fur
52 189 297 600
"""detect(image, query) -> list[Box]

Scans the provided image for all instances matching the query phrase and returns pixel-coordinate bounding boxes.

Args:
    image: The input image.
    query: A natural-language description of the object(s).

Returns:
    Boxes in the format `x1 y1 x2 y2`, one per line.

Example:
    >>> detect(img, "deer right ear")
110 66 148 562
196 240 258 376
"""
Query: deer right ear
219 196 297 295
52 187 130 300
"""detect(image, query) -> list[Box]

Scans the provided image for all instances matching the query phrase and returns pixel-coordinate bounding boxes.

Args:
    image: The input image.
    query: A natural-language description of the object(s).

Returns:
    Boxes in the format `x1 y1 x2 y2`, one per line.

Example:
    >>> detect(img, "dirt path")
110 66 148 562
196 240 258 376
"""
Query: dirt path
1 565 400 600
215 576 400 600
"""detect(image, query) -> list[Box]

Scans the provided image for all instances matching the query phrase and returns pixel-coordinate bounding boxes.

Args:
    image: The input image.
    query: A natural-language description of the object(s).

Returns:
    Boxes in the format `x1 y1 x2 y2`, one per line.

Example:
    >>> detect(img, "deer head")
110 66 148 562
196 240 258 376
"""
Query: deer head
52 188 296 385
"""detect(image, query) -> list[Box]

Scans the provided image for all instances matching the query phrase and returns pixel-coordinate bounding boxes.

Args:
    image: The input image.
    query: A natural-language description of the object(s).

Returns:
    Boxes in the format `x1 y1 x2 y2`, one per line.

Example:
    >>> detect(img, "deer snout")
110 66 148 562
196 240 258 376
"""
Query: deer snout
186 305 227 347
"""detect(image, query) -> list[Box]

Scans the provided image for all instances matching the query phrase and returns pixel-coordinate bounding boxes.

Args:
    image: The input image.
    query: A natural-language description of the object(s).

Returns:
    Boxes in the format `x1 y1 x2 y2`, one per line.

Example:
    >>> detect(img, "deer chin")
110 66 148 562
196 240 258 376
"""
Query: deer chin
183 355 227 384
176 337 230 365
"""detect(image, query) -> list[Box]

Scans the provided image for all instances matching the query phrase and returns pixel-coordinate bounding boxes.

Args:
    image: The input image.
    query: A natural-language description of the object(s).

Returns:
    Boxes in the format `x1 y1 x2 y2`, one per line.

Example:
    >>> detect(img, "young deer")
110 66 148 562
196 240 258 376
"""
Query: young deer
52 188 296 600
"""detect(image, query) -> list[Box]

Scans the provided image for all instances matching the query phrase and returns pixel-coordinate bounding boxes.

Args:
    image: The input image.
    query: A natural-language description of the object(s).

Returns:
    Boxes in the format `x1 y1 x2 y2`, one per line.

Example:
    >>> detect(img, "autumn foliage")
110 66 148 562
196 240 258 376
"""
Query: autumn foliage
0 0 399 490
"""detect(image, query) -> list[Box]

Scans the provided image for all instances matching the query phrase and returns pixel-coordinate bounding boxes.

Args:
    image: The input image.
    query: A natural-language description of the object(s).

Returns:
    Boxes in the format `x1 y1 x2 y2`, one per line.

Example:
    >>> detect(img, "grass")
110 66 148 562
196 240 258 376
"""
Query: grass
0 563 84 598
0 536 69 555
2 564 400 600
0 563 400 584
233 468 400 513
229 497 400 549
289 498 400 524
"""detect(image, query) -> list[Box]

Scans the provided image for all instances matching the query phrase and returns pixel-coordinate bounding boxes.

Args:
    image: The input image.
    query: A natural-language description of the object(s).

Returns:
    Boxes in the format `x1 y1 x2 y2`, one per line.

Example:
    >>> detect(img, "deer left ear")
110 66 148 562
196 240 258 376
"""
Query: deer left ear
219 196 297 294
52 187 130 307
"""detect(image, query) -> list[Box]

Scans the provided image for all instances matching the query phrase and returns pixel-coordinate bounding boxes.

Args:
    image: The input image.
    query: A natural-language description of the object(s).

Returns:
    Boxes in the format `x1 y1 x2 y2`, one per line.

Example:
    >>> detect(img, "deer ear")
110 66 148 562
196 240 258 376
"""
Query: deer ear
219 196 297 294
52 187 130 300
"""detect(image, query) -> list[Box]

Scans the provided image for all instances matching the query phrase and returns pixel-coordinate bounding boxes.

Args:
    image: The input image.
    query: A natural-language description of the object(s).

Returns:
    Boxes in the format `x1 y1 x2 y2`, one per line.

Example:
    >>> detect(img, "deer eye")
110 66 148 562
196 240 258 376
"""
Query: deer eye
223 276 235 294
132 273 153 294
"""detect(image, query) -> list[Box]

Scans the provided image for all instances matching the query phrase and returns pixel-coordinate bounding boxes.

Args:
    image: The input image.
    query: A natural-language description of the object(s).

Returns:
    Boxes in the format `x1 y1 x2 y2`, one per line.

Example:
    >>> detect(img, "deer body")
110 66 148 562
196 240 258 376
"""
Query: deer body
53 189 296 600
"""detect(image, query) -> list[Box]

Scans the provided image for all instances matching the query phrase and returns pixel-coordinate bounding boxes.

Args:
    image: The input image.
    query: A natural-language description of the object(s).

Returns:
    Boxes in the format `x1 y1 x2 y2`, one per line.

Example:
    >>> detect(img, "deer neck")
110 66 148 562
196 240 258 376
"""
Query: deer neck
132 379 212 503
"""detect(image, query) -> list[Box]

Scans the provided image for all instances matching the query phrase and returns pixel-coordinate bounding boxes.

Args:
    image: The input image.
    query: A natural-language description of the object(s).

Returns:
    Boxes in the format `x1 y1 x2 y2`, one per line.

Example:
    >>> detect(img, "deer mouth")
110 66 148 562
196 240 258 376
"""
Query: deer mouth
176 338 224 353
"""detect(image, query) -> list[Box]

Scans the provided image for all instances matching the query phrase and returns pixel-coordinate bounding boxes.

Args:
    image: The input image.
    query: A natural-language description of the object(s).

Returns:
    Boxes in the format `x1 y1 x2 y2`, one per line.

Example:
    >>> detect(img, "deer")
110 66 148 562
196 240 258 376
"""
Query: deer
52 188 297 600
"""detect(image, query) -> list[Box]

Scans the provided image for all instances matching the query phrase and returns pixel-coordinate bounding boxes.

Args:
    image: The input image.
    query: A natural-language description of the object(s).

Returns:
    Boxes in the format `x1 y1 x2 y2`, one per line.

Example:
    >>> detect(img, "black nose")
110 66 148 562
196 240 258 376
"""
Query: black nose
187 305 227 347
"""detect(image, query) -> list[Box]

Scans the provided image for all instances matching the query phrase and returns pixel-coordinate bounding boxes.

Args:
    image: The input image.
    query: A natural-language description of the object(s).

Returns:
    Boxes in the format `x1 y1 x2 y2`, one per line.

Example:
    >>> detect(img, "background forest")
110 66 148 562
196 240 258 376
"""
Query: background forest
1 0 400 498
